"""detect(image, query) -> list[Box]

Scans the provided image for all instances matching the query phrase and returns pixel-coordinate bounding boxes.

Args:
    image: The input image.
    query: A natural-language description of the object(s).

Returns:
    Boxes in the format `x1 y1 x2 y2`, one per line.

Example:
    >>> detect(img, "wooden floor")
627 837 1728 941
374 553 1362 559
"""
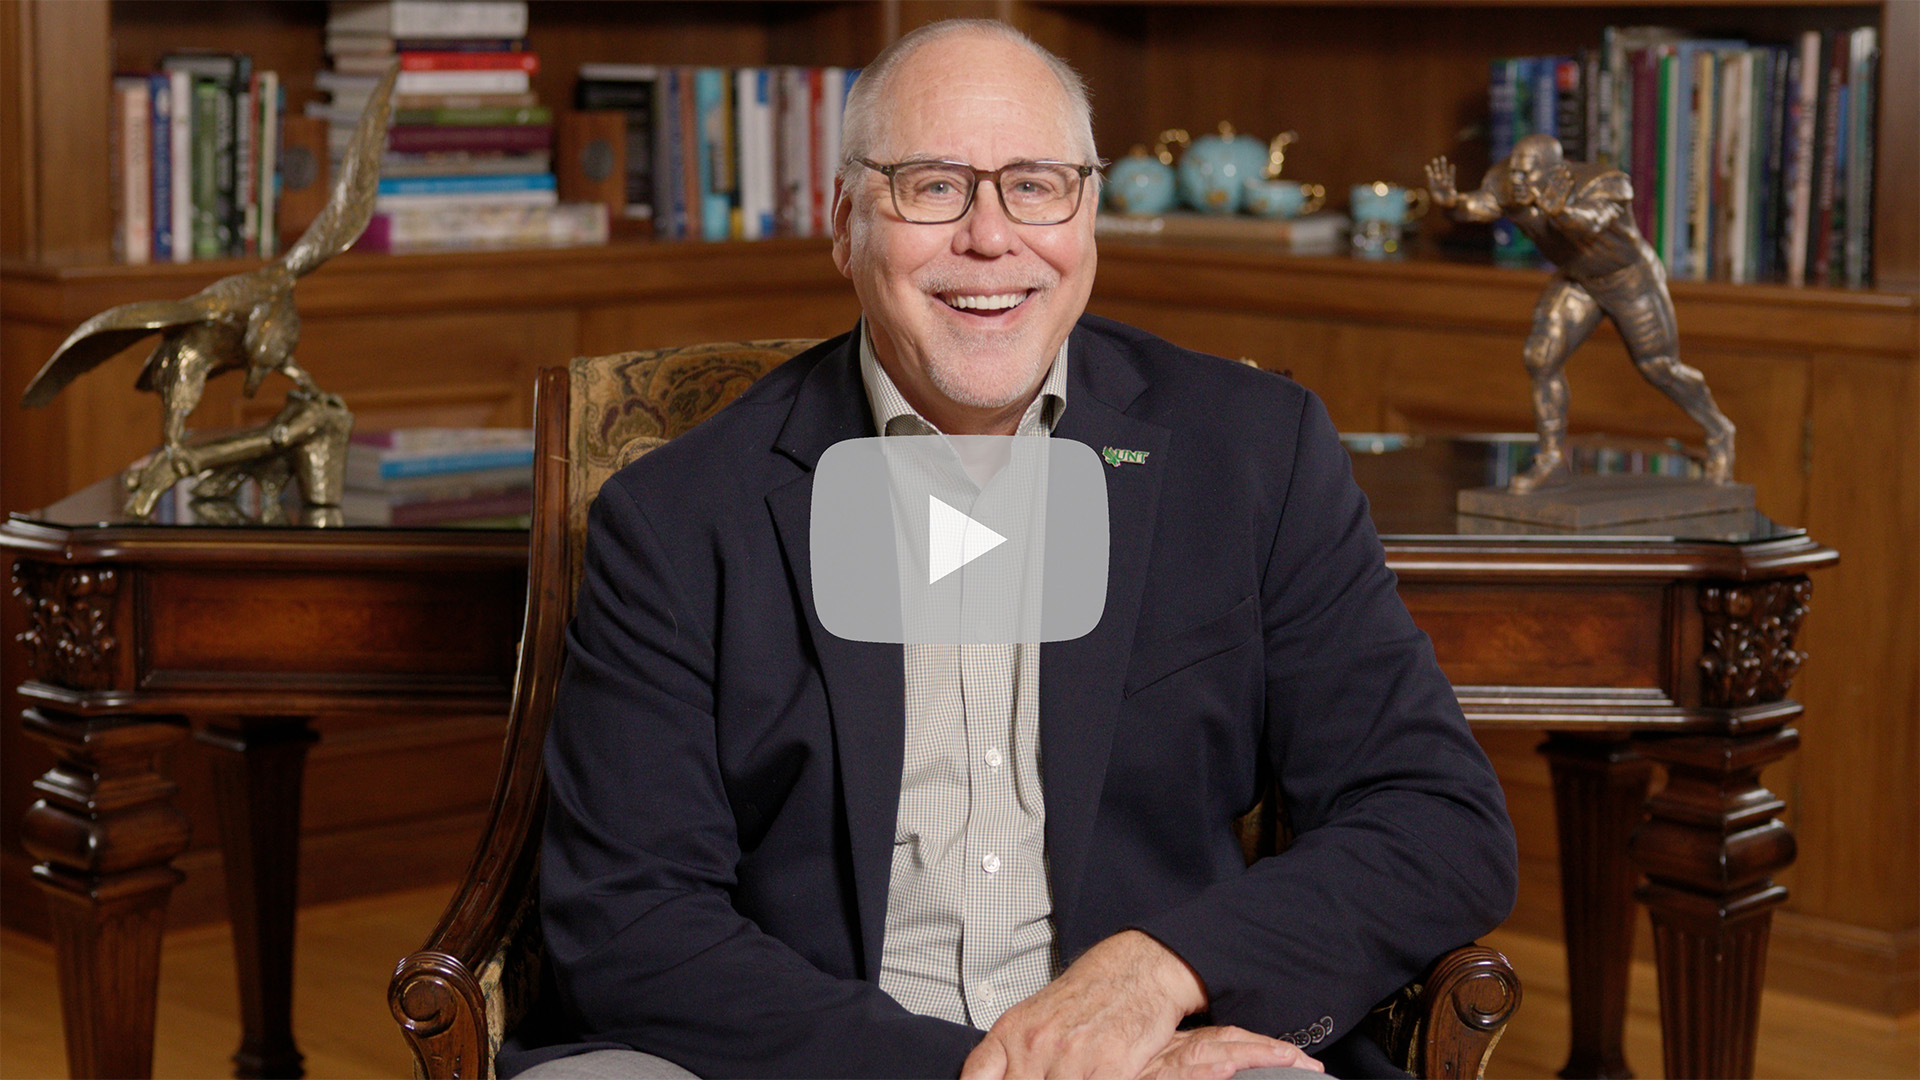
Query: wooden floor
2 884 1915 1078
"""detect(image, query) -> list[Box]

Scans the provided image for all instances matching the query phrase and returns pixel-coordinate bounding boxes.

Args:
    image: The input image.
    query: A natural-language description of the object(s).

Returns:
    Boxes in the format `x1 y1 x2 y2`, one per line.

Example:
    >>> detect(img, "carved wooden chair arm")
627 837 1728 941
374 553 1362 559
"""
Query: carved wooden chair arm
1361 943 1520 1079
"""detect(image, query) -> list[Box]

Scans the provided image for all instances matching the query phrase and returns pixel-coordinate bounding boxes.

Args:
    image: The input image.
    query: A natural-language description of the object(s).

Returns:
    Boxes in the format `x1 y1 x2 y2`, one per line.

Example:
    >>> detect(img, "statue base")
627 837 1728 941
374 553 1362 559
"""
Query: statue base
1456 474 1756 528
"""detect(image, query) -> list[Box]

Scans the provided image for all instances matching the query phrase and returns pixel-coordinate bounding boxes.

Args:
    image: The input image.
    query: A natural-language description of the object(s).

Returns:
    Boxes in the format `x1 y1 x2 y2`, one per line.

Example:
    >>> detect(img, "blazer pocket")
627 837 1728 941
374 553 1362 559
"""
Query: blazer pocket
1123 594 1260 699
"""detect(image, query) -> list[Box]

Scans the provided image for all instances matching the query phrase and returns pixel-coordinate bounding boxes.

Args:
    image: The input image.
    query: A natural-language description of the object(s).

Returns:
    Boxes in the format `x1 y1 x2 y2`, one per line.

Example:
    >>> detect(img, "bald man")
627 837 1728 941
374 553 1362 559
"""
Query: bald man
511 21 1516 1080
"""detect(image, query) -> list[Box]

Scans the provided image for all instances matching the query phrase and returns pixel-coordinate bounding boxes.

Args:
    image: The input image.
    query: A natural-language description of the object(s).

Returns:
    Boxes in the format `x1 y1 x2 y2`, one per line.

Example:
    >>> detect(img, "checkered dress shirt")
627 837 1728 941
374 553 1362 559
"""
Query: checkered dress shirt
858 323 1069 1029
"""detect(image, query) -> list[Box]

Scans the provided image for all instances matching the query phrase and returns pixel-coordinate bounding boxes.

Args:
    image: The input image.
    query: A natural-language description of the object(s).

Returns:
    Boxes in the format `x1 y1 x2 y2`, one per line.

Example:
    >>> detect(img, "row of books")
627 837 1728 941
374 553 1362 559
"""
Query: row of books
344 427 535 527
566 63 859 241
1472 433 1705 489
110 54 282 264
320 0 604 252
1491 24 1881 287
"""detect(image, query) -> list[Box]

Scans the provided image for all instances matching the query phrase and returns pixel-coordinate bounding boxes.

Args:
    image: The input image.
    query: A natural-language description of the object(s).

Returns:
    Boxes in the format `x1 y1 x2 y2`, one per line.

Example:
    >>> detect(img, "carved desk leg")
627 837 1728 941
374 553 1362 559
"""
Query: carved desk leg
14 560 194 1079
19 707 192 1080
199 716 320 1080
1539 735 1652 1080
1629 578 1812 1080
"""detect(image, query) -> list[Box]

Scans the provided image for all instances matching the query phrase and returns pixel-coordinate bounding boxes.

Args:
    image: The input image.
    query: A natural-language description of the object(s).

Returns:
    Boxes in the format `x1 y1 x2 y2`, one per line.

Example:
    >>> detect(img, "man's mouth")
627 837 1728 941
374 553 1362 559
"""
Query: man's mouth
940 290 1031 314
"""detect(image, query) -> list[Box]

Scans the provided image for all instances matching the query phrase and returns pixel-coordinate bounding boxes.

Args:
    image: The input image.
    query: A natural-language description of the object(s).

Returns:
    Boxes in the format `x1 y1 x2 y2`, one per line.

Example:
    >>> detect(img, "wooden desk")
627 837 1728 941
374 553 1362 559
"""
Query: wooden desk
2 485 525 1080
7 444 1836 1080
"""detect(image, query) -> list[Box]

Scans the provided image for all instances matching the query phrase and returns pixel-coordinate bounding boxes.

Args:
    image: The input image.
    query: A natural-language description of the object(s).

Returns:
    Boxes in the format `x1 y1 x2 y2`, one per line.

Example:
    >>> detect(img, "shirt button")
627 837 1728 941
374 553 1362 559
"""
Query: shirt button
985 748 1003 769
982 853 1001 875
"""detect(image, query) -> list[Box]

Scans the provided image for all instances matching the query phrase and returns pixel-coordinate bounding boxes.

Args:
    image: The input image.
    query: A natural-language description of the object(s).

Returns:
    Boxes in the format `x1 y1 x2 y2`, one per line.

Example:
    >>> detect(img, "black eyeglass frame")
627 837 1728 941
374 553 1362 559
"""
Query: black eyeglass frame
857 157 1103 226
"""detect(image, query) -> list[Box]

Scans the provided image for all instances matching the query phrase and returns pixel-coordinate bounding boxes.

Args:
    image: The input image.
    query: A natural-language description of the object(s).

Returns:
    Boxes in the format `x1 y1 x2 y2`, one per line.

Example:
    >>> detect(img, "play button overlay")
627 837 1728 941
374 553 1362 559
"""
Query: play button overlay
811 435 1108 644
927 494 1007 584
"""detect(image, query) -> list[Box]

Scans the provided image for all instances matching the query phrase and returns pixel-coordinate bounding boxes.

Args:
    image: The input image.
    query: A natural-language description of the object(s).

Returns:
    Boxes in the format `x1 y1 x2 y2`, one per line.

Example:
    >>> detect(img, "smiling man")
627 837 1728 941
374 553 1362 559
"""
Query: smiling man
510 19 1516 1080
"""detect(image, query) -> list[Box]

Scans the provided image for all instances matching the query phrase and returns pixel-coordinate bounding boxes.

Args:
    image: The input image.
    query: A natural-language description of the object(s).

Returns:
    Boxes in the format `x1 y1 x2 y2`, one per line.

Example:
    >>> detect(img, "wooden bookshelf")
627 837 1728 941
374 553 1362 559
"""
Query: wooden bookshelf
1 0 1914 1020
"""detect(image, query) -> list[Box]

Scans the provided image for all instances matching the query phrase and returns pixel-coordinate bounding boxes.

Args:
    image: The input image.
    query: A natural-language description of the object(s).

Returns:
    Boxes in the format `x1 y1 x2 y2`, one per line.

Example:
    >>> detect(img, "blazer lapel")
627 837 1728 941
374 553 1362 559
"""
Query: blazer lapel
766 332 903 982
1042 327 1170 934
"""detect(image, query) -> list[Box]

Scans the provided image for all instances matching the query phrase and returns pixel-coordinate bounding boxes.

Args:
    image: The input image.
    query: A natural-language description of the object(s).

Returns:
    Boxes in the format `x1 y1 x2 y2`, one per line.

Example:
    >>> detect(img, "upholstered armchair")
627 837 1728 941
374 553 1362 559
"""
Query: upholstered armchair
389 341 1519 1080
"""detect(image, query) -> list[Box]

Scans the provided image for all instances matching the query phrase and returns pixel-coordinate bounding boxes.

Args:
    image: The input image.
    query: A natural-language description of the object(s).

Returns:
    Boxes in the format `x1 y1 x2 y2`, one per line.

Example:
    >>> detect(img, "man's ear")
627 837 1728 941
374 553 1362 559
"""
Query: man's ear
831 175 854 278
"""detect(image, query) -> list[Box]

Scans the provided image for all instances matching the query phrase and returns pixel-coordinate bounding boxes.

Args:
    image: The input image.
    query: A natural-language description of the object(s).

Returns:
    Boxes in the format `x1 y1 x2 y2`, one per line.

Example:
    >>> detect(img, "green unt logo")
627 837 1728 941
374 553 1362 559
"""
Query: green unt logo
1100 446 1151 468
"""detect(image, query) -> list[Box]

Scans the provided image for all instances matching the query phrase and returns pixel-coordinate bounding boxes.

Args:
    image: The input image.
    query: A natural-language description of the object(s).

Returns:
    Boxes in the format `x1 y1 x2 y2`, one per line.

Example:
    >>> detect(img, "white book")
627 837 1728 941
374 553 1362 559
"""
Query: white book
328 1 528 39
258 70 280 258
735 68 771 240
113 76 153 264
1722 51 1753 282
169 68 193 263
777 67 812 237
395 69 530 96
816 67 846 240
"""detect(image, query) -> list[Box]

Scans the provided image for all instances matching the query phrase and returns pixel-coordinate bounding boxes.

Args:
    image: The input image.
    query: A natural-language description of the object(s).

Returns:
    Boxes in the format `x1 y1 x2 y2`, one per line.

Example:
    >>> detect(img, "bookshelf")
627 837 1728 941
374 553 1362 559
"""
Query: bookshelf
2 0 1915 1019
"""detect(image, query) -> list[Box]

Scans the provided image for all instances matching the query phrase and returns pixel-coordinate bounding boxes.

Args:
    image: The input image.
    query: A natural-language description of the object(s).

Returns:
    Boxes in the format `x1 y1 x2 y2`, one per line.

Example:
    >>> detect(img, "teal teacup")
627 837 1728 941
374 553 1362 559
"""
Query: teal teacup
1243 180 1325 219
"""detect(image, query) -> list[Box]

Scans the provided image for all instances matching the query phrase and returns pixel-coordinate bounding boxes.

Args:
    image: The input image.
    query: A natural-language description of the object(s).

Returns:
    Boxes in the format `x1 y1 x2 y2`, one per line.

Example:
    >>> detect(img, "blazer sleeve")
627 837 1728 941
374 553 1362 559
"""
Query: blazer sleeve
1132 390 1519 1049
536 478 984 1079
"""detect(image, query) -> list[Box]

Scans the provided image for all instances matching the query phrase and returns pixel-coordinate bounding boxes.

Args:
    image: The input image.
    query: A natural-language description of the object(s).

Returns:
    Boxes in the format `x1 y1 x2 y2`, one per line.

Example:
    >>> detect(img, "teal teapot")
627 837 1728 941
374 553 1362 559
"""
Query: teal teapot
1178 122 1270 214
1104 129 1189 216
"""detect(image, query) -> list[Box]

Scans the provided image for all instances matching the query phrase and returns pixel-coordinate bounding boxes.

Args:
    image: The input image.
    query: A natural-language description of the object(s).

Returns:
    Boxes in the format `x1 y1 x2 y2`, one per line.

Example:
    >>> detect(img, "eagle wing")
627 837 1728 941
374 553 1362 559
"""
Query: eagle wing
280 62 400 277
20 299 211 408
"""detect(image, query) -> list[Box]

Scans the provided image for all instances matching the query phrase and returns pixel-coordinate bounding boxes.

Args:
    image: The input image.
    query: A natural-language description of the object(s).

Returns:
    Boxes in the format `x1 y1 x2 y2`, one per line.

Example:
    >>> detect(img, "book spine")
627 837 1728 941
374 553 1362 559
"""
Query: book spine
1713 53 1741 281
1656 49 1679 268
817 67 845 240
399 51 539 72
1812 32 1843 284
259 69 280 258
149 74 173 261
387 124 553 153
386 1 530 39
191 80 222 259
116 77 153 264
237 71 256 257
695 66 732 242
372 447 537 480
170 69 193 262
1753 50 1780 283
1685 49 1716 281
377 172 556 195
392 104 551 126
1843 27 1876 287
395 68 530 96
1488 58 1525 262
678 67 702 241
1628 49 1660 243
807 67 824 236
373 189 558 209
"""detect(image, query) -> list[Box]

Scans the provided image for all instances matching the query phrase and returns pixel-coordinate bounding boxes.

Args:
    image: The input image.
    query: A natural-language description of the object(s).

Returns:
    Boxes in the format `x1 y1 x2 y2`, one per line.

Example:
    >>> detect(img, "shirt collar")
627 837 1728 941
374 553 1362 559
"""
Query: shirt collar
858 320 1068 438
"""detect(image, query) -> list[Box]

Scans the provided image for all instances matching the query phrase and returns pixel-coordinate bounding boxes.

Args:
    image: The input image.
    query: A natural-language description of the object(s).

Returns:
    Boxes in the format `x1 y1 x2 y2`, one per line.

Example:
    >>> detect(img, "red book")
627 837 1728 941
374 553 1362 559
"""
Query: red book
1628 48 1662 242
387 124 554 153
400 51 539 73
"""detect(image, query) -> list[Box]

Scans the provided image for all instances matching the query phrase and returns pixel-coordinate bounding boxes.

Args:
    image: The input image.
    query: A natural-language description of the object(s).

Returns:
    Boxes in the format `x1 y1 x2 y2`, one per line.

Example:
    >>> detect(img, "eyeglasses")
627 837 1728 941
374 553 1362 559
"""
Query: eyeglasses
858 158 1100 226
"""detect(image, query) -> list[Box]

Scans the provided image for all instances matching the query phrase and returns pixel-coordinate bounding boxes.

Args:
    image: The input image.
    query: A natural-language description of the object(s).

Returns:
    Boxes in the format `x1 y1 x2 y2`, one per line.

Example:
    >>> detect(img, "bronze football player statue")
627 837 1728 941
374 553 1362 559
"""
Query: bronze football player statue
1427 134 1736 494
20 64 399 521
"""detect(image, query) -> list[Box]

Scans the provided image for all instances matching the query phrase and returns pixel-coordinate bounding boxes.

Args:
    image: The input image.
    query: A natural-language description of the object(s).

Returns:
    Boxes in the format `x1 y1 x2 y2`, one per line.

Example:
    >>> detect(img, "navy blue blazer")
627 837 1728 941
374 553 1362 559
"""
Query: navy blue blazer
507 317 1517 1078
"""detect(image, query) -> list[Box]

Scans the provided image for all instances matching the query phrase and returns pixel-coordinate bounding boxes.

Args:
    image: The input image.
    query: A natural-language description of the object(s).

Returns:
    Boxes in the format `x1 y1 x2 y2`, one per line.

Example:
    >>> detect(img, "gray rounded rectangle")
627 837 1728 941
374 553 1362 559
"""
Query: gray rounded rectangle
810 436 1108 644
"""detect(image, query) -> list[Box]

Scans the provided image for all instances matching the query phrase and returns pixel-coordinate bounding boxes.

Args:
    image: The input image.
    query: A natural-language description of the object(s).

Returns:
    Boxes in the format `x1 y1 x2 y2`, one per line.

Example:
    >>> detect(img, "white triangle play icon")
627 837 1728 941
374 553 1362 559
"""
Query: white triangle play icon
927 494 1007 585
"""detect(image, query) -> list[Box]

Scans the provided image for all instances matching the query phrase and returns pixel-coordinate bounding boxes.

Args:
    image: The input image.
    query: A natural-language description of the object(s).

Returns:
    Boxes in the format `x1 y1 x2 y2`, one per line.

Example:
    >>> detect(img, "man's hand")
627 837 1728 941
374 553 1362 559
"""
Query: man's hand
1424 157 1459 209
1138 1027 1324 1080
961 930 1316 1080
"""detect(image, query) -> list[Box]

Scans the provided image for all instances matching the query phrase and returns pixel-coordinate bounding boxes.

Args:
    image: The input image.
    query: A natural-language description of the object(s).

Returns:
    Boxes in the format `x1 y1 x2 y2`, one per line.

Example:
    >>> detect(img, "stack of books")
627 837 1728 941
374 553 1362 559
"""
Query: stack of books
1491 24 1880 287
565 64 857 241
110 53 282 264
343 428 536 527
319 0 606 252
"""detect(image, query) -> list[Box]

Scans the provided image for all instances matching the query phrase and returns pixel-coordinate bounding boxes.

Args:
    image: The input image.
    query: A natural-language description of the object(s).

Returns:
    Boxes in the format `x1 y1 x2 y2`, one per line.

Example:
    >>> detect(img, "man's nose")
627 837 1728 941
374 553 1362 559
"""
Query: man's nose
953 179 1019 256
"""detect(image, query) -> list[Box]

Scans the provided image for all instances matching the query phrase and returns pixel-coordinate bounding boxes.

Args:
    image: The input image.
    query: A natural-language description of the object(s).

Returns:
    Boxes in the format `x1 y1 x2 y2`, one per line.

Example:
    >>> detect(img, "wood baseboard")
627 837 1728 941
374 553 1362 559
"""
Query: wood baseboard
1767 911 1920 1016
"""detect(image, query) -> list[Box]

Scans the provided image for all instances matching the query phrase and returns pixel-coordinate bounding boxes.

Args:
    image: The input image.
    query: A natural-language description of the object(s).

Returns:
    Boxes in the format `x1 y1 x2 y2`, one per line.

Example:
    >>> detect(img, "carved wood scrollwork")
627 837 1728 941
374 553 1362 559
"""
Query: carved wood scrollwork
10 561 120 691
1699 577 1812 708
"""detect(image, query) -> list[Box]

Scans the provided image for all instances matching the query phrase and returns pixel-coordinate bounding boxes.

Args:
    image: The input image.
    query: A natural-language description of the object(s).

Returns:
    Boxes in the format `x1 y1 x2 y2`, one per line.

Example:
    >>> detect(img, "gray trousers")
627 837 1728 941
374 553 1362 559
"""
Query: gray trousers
515 1048 1327 1079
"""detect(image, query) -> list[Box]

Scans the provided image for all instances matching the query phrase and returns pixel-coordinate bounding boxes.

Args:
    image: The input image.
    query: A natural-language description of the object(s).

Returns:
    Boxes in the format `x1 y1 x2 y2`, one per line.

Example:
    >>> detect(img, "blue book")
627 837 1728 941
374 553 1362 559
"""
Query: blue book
149 73 173 261
694 67 732 241
352 445 537 483
377 173 557 197
1490 58 1538 264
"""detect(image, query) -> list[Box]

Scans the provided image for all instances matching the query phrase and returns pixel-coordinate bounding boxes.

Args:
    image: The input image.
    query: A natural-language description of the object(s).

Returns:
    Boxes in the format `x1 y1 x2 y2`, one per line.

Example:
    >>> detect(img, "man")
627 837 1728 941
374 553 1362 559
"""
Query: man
510 20 1515 1079
1425 135 1737 494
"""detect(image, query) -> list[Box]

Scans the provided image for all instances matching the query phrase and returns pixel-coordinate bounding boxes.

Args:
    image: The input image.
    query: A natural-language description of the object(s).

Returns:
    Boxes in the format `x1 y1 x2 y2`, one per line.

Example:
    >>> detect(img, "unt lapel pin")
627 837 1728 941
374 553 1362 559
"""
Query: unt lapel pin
1101 446 1151 468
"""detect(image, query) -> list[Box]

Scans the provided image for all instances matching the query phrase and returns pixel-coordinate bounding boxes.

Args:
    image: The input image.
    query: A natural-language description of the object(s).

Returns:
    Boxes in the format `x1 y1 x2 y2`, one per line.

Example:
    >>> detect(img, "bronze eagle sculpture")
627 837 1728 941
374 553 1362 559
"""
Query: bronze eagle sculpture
20 64 398 520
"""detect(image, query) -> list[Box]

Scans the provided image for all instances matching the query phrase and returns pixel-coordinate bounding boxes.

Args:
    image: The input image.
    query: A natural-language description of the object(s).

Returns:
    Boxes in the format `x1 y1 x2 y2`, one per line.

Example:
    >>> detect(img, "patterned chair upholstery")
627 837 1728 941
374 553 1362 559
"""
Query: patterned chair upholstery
390 340 1518 1079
